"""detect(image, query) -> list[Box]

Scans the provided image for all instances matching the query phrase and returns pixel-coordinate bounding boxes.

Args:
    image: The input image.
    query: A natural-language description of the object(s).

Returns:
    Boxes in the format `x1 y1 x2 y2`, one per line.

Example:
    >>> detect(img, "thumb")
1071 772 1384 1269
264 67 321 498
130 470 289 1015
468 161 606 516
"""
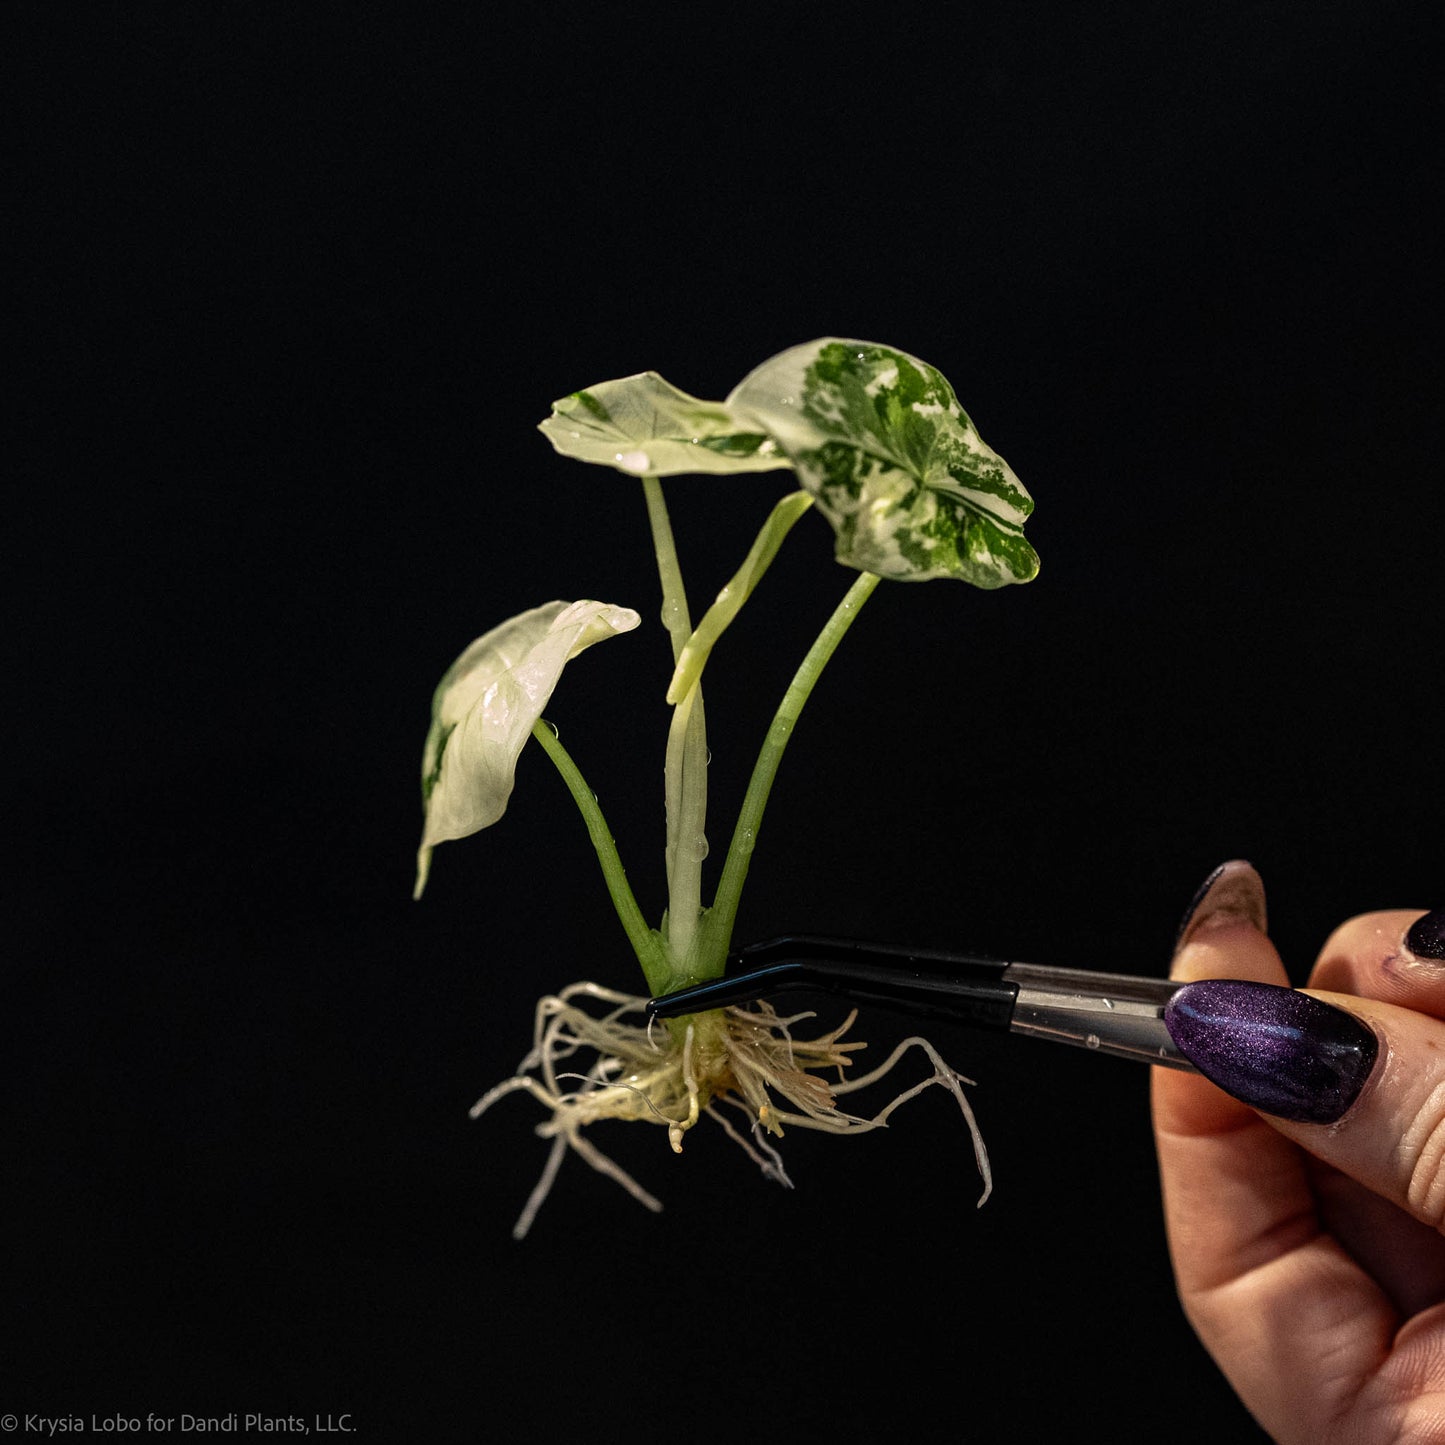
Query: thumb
1165 970 1445 1232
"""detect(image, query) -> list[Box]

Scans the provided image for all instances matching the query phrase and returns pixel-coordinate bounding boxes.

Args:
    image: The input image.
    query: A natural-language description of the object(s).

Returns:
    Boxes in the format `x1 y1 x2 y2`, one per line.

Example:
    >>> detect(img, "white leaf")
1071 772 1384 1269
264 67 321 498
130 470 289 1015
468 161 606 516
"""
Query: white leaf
539 372 793 477
415 599 640 897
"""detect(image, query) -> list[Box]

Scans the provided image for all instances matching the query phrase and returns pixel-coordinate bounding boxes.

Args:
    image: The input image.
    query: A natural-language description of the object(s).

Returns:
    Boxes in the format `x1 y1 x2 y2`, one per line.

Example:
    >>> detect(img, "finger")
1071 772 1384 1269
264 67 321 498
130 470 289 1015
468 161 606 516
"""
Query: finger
1310 909 1445 1017
1152 921 1308 1296
1304 908 1445 1312
1155 861 1286 1140
1305 1153 1445 1319
1247 988 1445 1234
1152 864 1398 1440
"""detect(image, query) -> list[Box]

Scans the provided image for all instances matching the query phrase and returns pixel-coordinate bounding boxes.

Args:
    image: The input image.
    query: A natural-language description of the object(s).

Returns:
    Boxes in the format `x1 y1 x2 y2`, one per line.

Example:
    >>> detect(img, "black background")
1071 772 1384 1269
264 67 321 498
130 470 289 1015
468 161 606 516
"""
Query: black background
11 3 1442 1440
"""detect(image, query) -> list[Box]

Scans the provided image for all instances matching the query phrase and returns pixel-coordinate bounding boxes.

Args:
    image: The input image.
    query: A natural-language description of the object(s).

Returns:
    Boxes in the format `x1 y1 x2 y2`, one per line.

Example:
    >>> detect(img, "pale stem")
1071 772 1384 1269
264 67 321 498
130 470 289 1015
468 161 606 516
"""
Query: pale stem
641 476 708 963
707 570 882 956
642 476 692 662
666 490 814 705
530 718 669 994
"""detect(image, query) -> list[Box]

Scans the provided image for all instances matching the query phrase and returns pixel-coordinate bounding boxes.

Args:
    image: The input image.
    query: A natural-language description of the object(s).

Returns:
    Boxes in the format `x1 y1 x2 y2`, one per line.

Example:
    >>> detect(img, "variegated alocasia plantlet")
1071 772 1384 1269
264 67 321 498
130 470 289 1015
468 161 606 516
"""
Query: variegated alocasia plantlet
415 339 1039 1237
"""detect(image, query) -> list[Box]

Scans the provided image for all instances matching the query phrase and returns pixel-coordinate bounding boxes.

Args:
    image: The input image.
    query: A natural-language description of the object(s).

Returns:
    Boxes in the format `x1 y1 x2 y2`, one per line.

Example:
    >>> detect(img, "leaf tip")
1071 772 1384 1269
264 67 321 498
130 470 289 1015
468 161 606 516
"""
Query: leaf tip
413 845 433 900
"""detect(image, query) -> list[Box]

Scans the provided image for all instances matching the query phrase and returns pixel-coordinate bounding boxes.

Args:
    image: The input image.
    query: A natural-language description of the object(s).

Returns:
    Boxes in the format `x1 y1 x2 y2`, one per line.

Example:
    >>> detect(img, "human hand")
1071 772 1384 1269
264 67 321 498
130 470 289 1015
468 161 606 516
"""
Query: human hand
1152 861 1445 1443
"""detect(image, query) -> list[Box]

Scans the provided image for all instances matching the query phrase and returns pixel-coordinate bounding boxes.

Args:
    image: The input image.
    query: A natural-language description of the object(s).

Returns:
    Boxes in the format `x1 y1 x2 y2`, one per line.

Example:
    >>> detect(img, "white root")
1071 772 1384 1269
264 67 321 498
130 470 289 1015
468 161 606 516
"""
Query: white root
668 1022 701 1153
472 984 991 1237
707 1097 794 1189
512 1136 566 1242
776 1035 993 1206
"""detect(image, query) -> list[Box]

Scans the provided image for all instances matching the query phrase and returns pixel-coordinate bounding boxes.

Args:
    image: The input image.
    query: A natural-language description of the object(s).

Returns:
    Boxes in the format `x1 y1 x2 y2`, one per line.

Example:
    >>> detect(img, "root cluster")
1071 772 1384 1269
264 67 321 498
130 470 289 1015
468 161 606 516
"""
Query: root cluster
472 983 992 1238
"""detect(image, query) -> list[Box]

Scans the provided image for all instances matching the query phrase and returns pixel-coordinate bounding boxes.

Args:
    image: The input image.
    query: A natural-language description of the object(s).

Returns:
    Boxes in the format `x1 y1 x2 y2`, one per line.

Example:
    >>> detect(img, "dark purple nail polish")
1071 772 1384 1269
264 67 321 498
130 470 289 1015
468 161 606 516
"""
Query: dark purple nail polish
1164 980 1378 1124
1174 860 1267 953
1406 911 1445 961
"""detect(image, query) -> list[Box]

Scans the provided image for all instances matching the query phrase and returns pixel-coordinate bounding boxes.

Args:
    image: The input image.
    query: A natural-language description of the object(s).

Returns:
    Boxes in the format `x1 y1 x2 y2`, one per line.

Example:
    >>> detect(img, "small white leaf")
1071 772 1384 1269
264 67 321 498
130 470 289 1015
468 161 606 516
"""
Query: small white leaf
539 371 793 477
415 599 640 897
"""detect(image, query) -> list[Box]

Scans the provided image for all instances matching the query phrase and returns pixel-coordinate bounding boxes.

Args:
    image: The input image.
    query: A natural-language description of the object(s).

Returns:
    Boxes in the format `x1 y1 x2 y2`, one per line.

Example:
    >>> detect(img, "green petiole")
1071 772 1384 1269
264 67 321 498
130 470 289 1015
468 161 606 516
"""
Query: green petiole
529 717 670 995
705 569 881 962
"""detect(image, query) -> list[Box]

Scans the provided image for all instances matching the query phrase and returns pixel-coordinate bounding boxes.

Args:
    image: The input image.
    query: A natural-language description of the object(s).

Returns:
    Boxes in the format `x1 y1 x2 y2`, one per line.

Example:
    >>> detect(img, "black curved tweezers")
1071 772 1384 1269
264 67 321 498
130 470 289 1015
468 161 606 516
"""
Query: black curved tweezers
645 934 1198 1072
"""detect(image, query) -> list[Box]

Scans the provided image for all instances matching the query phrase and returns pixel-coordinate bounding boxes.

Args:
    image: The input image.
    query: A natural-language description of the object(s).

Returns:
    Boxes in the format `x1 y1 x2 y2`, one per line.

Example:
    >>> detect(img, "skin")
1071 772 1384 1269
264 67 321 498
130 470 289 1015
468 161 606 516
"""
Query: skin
1153 903 1445 1442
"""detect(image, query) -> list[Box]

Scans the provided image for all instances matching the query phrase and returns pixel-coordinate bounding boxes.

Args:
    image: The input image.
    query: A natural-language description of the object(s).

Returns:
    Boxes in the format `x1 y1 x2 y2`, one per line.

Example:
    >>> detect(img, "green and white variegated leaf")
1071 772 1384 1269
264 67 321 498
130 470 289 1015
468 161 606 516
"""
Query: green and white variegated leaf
727 339 1039 587
539 371 794 478
415 599 640 898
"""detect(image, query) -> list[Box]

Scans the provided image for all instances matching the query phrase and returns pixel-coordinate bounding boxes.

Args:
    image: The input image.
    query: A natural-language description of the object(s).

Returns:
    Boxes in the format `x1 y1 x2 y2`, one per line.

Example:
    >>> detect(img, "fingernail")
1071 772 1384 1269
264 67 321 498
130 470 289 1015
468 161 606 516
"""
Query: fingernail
1175 860 1268 953
1406 910 1445 961
1164 980 1379 1124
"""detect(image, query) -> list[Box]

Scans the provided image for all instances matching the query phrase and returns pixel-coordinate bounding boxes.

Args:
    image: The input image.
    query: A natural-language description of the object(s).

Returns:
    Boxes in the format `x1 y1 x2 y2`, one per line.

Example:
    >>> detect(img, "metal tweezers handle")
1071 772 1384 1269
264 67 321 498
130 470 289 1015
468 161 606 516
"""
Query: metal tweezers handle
1004 962 1194 1071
